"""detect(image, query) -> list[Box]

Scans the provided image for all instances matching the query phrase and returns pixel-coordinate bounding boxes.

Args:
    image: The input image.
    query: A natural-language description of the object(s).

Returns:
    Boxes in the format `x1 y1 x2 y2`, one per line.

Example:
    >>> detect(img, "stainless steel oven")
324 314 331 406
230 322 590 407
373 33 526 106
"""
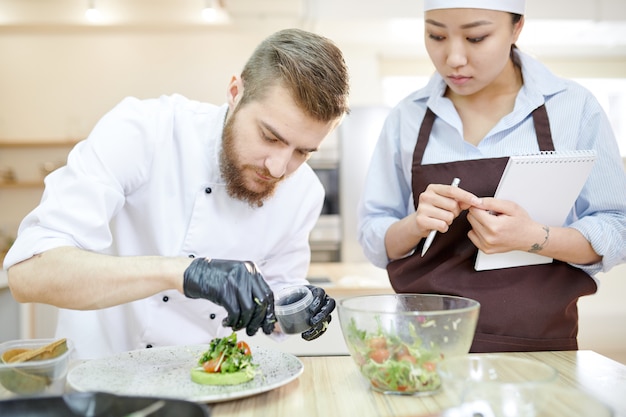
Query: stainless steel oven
308 131 341 262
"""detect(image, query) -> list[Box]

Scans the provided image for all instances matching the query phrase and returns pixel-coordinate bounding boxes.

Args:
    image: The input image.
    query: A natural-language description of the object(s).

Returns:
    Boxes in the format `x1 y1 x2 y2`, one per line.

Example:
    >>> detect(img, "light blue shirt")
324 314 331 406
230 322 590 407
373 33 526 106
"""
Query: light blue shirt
358 50 626 276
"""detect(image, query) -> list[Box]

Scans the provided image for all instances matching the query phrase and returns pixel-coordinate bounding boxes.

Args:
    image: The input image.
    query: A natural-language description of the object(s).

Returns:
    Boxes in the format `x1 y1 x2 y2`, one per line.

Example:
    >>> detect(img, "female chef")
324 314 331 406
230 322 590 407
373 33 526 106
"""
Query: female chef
5 29 350 359
358 0 626 352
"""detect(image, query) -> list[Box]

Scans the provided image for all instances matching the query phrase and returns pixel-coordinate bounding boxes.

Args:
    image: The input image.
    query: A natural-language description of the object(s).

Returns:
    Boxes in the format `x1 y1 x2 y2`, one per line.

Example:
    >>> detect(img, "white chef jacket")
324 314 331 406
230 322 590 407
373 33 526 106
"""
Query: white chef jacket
4 94 322 359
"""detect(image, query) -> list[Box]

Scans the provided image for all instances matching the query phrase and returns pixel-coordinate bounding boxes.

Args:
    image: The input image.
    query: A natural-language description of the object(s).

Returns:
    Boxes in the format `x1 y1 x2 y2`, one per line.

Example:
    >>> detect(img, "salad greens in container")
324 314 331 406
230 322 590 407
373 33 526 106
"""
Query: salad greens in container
338 294 480 396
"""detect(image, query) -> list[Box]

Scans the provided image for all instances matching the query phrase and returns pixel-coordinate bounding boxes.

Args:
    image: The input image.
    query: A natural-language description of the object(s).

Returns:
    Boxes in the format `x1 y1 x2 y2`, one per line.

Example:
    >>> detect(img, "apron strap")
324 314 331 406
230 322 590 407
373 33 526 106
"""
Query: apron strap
413 107 436 165
532 104 555 151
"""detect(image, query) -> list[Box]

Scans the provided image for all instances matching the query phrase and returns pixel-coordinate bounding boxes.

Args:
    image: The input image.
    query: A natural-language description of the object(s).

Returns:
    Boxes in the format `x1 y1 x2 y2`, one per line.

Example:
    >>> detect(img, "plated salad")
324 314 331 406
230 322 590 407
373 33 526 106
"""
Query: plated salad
345 317 443 394
190 333 258 386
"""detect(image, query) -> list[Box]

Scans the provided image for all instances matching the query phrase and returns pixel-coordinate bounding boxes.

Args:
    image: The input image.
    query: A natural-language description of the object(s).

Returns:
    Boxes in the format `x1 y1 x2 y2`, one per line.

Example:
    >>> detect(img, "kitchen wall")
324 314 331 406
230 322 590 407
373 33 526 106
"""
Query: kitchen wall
2 26 624 138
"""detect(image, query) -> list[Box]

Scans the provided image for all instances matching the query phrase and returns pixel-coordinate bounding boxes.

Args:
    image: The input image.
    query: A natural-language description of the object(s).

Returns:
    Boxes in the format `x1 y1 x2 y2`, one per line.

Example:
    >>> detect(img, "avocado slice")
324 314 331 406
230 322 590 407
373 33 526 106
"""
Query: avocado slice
190 368 254 386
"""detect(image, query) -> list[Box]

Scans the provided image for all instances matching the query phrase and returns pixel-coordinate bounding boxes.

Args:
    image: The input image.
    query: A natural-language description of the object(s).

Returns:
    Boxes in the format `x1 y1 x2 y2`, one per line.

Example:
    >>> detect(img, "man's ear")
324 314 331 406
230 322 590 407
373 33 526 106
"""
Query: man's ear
226 75 244 109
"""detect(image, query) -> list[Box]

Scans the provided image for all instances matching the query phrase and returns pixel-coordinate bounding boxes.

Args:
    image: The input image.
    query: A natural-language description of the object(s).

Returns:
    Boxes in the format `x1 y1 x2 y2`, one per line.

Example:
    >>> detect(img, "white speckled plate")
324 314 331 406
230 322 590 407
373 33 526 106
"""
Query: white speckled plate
67 344 303 403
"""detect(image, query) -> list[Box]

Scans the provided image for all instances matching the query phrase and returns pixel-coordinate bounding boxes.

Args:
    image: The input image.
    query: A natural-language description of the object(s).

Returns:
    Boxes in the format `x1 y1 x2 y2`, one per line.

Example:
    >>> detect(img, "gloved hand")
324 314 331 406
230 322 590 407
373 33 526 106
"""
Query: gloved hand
183 258 276 336
301 285 336 341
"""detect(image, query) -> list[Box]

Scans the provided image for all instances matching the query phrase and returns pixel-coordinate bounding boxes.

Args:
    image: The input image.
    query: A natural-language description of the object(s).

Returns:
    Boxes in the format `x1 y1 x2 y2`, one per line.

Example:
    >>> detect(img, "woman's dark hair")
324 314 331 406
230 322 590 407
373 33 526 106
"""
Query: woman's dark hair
510 13 523 66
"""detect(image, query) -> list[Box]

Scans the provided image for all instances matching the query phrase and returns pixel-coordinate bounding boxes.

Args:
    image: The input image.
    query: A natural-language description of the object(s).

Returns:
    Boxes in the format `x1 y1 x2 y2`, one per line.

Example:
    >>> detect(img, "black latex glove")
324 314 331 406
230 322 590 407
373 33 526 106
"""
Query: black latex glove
301 285 336 341
183 258 276 336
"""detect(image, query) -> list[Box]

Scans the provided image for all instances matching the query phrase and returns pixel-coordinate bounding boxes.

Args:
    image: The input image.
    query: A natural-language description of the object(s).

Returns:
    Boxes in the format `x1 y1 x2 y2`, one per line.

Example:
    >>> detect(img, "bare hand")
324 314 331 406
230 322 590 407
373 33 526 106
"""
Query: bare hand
415 183 481 237
466 198 546 254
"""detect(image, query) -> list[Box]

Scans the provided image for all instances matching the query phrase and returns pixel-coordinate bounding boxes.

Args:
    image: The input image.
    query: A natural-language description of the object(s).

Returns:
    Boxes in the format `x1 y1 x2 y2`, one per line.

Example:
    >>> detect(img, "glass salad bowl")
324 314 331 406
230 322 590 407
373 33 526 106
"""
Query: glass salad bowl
458 383 613 417
338 294 480 396
437 354 558 406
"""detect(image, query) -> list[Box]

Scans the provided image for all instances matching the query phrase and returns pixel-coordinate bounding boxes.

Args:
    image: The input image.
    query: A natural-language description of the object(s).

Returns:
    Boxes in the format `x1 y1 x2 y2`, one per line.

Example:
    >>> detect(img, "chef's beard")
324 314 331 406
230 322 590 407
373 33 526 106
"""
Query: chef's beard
219 109 282 208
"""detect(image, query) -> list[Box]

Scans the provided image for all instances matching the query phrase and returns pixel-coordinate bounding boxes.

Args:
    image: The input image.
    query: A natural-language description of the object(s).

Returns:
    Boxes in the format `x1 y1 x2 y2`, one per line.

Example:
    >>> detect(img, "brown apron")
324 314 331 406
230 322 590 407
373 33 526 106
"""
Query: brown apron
387 106 597 352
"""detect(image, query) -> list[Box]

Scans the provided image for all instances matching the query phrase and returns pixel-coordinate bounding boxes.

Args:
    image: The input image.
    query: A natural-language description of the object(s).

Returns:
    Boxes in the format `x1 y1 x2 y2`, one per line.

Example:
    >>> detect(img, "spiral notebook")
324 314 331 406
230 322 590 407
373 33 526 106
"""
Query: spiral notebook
475 150 597 271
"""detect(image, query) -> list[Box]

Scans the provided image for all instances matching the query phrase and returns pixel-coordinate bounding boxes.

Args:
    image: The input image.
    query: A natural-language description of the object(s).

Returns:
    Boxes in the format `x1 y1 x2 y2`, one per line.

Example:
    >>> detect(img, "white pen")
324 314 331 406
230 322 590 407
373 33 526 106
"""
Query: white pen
421 177 461 257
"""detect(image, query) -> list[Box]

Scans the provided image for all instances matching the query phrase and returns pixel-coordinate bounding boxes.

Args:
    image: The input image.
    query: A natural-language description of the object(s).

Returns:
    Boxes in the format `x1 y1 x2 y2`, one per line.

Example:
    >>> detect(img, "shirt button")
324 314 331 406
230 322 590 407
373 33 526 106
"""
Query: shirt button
162 296 169 302
146 344 153 348
205 187 212 194
210 314 216 320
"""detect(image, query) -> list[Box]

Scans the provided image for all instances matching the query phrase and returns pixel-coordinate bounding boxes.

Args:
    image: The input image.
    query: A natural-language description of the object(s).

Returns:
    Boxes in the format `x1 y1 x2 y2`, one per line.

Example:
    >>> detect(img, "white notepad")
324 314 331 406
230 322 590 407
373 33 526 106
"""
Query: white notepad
475 150 597 271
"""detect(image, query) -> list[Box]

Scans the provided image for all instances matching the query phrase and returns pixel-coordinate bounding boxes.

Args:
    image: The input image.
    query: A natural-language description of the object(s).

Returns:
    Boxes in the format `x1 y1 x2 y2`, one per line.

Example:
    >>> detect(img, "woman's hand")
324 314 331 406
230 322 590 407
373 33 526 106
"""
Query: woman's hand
385 182 480 261
415 183 480 236
467 197 547 254
467 197 601 265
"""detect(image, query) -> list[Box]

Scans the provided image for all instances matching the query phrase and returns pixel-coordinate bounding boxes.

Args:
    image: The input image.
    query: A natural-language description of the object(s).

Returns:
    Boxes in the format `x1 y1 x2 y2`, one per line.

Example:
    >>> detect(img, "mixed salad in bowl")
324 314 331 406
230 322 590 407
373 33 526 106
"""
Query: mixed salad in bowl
338 294 480 396
344 317 443 394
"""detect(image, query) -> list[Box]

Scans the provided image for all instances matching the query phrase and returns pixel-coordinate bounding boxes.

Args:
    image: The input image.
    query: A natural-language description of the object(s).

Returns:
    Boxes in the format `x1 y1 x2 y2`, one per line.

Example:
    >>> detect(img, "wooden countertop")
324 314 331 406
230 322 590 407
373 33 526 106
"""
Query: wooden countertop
211 351 626 417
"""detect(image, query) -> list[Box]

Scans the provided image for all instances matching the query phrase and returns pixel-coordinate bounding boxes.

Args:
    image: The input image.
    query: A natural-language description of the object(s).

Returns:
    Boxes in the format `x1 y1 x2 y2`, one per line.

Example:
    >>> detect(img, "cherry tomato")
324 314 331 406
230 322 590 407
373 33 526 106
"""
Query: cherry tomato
397 354 417 364
202 357 222 373
367 337 387 350
394 345 410 358
237 340 251 356
423 361 437 372
369 348 390 364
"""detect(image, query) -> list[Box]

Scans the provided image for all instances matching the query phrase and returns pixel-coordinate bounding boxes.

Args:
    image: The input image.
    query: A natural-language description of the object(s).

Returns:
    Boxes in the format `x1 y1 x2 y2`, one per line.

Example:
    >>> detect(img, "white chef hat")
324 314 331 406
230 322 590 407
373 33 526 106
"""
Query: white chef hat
424 0 525 14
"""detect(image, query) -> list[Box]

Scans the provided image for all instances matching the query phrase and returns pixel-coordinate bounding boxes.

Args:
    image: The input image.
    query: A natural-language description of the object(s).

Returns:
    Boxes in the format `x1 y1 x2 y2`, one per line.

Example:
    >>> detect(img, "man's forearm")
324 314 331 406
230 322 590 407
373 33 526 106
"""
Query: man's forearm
7 246 191 310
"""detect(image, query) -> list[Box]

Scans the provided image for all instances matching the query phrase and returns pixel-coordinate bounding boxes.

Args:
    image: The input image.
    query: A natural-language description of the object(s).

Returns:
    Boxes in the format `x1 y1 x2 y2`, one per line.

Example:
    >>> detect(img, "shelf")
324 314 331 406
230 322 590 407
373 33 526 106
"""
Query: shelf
0 181 44 189
0 139 78 148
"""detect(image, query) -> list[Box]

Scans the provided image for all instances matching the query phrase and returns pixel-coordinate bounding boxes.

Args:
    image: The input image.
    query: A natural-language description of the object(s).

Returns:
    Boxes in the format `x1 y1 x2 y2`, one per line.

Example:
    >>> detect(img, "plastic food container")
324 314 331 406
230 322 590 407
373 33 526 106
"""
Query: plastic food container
0 338 73 399
274 285 313 334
